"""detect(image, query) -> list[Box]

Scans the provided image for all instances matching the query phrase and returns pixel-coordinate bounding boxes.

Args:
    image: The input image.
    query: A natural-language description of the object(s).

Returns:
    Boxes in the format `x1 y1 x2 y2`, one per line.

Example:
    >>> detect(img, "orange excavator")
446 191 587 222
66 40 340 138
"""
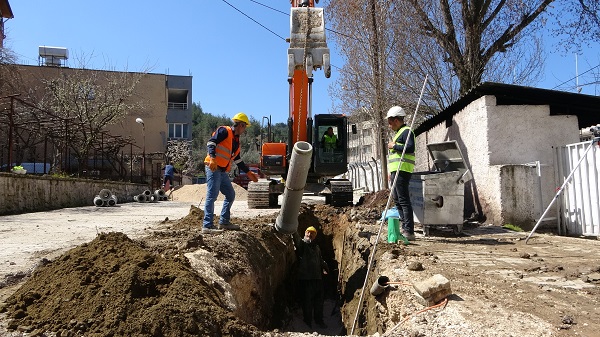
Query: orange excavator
247 0 353 208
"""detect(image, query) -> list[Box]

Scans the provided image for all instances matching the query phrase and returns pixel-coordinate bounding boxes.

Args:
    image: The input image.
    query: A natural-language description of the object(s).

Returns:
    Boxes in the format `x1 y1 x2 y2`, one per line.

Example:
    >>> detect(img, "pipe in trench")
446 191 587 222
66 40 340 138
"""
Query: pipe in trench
275 141 313 234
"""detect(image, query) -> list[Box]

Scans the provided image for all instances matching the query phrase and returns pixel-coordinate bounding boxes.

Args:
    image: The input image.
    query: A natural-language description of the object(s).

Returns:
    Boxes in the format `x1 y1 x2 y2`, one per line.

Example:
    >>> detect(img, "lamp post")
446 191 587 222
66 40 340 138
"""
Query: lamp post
135 118 145 179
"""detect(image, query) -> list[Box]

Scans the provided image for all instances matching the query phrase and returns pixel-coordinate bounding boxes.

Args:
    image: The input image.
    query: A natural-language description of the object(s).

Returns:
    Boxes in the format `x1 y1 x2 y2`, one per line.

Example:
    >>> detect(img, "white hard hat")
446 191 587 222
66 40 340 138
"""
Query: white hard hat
386 106 406 118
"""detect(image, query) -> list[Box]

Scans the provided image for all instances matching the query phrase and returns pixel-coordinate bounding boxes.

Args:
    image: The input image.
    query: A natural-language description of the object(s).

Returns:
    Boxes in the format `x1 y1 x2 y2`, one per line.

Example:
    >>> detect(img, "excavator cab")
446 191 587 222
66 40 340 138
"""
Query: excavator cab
313 114 347 176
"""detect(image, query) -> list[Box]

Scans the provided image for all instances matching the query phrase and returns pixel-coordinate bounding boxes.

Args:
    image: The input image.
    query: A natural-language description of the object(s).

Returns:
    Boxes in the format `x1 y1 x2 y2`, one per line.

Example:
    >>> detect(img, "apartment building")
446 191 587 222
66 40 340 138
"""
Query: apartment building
348 120 380 164
2 50 192 181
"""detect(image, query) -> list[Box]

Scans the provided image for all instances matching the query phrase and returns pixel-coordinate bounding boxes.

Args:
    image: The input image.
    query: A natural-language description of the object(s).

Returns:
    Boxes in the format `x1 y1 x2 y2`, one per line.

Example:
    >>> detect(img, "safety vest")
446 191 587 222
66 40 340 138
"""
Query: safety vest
204 126 240 172
323 134 337 149
388 126 415 173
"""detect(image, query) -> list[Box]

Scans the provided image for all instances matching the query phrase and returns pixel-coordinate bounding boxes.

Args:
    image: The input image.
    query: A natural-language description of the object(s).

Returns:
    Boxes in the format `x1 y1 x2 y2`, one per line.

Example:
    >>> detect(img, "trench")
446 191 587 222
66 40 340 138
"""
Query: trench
213 203 385 336
1 200 390 336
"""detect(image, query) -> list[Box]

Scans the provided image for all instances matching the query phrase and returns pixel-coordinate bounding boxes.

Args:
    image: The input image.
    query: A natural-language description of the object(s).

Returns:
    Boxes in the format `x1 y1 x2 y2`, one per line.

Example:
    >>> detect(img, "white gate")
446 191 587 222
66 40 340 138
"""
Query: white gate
554 139 600 236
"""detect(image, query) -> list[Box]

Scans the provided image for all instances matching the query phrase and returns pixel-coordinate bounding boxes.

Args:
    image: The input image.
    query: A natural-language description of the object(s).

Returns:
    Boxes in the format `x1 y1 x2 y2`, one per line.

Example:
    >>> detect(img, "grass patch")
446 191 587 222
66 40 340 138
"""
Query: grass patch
502 224 523 232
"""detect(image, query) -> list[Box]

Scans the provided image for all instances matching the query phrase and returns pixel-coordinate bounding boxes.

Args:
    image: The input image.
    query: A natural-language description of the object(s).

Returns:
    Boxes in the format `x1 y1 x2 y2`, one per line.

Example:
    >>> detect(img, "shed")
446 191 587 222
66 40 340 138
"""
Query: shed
414 82 600 228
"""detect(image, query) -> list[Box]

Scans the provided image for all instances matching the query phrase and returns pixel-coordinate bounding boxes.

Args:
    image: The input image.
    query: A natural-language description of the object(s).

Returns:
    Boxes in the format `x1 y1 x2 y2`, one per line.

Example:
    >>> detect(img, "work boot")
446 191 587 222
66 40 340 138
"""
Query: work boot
202 227 224 234
402 231 416 241
218 223 240 230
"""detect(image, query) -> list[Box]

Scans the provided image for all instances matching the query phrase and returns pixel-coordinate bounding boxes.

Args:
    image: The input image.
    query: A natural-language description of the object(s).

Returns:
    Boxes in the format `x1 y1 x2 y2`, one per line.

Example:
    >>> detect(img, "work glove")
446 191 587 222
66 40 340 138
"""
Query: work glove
246 170 258 182
206 157 218 172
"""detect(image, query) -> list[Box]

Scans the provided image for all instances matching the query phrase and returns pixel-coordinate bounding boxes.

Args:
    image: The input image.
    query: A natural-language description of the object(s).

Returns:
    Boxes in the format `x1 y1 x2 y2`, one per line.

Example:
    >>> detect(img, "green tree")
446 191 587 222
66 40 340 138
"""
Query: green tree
190 103 262 174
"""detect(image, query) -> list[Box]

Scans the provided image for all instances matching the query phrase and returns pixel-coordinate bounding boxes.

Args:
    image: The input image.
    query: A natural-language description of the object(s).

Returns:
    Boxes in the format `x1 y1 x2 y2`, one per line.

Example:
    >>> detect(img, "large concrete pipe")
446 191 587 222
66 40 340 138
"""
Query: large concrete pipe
93 196 105 207
275 141 313 234
98 189 112 201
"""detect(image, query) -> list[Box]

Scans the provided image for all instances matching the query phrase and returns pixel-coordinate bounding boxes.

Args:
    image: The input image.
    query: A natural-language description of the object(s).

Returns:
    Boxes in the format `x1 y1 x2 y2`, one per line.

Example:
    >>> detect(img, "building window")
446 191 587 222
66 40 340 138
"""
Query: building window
169 123 189 139
362 144 372 155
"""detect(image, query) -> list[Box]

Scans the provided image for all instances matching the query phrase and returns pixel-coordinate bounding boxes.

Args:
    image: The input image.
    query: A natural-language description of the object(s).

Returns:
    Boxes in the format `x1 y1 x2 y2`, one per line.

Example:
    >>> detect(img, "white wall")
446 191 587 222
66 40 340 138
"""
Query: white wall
416 95 580 227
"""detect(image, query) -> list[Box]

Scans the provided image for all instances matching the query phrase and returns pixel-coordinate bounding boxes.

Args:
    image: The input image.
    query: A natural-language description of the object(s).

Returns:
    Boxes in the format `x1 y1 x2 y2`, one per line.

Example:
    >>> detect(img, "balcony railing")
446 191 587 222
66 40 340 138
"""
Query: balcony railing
168 102 188 110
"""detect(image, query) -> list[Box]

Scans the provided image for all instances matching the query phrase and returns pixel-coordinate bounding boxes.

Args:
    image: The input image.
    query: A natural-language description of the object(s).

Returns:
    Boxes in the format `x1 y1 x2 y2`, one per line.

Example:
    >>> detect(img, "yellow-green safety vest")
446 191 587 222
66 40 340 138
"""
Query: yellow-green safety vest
388 126 415 173
323 134 337 149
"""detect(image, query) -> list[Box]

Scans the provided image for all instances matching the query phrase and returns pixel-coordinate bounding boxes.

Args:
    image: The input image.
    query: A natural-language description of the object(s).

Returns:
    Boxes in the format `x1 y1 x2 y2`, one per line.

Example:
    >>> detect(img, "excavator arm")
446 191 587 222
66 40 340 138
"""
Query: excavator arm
248 0 353 209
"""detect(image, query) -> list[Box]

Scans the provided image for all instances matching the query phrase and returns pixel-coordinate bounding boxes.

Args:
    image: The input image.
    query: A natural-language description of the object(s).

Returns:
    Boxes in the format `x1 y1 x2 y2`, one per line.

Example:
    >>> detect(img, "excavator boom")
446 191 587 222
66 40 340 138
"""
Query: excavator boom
247 0 353 209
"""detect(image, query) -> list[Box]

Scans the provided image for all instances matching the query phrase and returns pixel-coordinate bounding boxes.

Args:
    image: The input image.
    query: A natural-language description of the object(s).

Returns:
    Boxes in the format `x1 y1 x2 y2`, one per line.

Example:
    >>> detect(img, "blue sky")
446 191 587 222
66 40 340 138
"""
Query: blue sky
4 1 599 124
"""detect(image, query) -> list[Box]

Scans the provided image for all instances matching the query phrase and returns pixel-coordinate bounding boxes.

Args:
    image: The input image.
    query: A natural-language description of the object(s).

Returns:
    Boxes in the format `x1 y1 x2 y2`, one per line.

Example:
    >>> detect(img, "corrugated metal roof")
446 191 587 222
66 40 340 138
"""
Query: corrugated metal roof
0 0 13 18
415 82 600 135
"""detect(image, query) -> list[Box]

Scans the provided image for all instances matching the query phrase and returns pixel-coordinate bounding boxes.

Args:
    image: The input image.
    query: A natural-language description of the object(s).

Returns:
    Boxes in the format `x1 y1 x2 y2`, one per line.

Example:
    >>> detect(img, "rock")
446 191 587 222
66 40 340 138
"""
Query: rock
412 274 452 306
407 261 424 271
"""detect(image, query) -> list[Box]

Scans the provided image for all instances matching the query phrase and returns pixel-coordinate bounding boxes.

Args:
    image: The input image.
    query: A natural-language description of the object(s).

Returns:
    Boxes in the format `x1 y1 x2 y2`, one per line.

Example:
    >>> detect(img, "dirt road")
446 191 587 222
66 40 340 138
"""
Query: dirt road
0 200 279 283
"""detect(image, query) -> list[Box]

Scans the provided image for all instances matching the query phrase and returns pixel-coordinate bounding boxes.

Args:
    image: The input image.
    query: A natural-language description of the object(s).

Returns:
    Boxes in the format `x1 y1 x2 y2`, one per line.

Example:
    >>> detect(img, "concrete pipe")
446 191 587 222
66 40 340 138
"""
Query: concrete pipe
370 275 390 296
135 194 147 203
275 141 313 234
107 196 117 206
155 189 166 197
93 196 105 207
143 189 152 196
98 189 112 201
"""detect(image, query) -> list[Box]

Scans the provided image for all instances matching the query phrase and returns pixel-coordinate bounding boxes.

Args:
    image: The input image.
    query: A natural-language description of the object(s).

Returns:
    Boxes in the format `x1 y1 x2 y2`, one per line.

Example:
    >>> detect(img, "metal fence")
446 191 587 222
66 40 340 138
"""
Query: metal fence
555 139 600 237
346 157 384 193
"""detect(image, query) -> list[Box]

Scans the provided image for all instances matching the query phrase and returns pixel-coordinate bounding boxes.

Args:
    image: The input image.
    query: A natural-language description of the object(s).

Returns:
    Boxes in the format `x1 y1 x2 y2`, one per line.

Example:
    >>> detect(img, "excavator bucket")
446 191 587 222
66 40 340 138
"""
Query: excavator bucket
287 7 331 78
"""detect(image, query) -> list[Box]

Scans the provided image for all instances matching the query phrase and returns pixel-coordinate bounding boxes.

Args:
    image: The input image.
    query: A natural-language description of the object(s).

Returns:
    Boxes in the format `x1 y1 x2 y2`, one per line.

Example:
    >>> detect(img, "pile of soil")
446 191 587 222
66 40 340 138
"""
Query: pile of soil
1 232 258 337
171 184 249 203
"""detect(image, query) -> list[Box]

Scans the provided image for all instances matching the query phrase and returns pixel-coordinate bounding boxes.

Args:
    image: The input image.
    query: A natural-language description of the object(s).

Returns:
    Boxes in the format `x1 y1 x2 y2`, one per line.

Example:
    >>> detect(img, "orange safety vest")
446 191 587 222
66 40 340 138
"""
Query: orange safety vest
204 126 240 172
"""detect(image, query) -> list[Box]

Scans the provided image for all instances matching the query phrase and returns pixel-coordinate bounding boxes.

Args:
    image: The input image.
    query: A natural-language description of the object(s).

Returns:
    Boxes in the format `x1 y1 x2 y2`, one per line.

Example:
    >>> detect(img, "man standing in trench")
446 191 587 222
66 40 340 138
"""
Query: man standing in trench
293 226 329 329
202 112 258 234
386 106 417 241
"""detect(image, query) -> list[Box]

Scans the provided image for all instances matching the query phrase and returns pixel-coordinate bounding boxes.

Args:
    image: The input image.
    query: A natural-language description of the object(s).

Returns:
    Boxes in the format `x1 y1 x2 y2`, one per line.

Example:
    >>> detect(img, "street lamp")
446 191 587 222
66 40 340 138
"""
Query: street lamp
136 118 145 178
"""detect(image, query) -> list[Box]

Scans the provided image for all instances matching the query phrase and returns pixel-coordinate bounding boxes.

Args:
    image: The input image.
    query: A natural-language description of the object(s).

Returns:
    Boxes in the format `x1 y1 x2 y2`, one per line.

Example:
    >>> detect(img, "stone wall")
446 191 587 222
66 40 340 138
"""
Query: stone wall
0 173 149 215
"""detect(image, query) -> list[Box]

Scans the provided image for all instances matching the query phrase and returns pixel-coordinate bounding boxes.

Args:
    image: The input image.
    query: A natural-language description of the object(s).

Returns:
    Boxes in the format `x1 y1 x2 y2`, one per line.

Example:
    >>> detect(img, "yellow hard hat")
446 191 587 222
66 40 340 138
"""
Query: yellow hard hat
305 226 317 233
232 112 251 126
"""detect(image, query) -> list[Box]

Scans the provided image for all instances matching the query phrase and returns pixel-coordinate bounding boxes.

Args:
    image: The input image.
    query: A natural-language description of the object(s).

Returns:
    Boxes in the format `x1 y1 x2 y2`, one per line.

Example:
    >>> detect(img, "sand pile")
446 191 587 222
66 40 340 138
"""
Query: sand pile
171 183 249 203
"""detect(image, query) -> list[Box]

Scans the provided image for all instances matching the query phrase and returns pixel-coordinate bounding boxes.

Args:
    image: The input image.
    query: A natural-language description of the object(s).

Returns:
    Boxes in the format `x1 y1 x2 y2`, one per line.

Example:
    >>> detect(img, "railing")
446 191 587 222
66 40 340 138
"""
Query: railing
168 102 188 110
347 157 383 193
555 139 600 237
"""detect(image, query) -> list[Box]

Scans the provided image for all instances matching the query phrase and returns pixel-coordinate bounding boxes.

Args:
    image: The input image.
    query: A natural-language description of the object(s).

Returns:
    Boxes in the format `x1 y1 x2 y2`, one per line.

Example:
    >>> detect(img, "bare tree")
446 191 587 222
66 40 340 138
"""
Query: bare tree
36 61 147 173
553 0 600 50
0 46 22 95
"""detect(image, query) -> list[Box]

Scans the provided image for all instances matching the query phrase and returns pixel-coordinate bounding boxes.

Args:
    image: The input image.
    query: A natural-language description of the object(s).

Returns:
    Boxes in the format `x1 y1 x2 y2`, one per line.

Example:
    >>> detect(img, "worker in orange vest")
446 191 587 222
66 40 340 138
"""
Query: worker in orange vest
202 112 258 234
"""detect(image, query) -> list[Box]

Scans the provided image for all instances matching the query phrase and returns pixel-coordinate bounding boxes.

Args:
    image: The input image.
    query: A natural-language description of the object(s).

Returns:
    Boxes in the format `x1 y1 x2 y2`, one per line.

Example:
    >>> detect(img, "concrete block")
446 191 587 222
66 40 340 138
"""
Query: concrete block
412 274 451 306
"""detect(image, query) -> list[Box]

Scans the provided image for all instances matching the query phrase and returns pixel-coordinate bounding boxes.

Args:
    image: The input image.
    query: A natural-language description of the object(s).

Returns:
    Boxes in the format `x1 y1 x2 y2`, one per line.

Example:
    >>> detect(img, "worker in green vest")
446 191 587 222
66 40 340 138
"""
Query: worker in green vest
386 106 416 241
321 127 339 151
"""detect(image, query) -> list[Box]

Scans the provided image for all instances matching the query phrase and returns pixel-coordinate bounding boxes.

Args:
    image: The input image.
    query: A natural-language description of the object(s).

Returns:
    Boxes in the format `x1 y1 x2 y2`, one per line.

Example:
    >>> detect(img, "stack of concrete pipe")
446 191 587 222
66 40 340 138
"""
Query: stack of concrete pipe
93 189 118 207
154 189 168 201
133 189 169 203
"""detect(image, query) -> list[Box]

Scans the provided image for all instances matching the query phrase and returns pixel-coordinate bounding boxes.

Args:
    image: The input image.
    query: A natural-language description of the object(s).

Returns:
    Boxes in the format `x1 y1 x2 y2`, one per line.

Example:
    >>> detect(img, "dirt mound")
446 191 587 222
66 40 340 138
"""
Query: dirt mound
171 183 249 203
359 189 391 209
1 232 258 337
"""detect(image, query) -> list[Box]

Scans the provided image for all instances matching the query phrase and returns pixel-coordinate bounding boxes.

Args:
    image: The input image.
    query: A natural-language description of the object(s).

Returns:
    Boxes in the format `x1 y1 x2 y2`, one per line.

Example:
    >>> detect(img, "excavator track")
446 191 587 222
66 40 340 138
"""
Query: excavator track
247 181 276 209
326 180 353 206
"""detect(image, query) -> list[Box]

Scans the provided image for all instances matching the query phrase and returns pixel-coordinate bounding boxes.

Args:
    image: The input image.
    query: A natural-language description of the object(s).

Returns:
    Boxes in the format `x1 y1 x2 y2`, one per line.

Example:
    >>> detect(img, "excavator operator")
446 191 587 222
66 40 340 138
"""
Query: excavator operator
321 127 340 151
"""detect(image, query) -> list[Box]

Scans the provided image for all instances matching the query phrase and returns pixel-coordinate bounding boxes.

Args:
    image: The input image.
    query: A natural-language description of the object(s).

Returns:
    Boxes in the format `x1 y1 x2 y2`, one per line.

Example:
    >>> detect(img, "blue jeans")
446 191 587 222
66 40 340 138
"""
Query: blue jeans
203 166 236 229
391 171 414 234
